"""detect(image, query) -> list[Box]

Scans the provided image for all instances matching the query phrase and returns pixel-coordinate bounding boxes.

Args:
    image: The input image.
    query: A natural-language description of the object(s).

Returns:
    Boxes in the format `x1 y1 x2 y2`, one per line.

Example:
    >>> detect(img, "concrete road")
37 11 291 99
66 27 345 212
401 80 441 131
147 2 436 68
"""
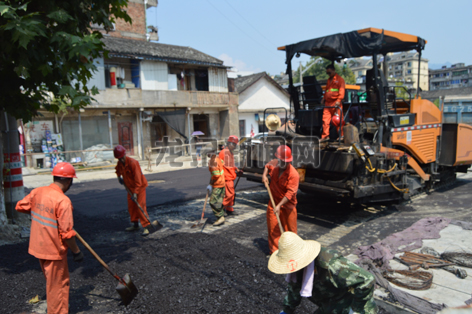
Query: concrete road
62 167 262 217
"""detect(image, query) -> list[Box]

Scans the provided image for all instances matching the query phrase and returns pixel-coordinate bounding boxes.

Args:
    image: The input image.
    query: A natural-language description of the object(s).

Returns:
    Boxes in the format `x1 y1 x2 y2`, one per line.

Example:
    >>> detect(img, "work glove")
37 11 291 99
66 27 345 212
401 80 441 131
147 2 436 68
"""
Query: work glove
118 177 124 185
132 193 137 200
207 185 213 194
72 251 84 263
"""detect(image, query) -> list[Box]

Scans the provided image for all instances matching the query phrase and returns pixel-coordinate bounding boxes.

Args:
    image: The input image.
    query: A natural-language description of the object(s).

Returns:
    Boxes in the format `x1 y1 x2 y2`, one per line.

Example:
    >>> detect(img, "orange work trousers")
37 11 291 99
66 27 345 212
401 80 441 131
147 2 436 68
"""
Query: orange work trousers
127 189 150 228
322 106 343 139
266 202 297 254
223 180 235 212
39 257 70 314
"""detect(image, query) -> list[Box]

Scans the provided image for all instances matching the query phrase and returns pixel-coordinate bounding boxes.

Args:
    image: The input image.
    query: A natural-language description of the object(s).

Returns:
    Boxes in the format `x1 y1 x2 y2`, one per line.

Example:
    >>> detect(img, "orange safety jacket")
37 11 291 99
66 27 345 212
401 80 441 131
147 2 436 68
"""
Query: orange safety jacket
324 73 346 105
209 157 225 188
15 183 76 260
116 157 148 194
265 160 300 207
219 148 237 181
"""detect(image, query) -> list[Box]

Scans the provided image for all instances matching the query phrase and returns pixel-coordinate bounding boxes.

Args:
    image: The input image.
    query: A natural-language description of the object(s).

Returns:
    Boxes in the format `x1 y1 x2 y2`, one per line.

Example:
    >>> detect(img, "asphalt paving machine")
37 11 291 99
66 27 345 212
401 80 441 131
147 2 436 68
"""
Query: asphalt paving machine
241 28 472 203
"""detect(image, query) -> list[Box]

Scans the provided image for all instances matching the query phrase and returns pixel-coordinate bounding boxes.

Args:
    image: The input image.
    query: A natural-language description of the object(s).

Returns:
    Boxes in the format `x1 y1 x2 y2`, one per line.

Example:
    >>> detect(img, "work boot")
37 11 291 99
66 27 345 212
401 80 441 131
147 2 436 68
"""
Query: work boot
125 223 140 232
213 216 225 226
141 228 150 237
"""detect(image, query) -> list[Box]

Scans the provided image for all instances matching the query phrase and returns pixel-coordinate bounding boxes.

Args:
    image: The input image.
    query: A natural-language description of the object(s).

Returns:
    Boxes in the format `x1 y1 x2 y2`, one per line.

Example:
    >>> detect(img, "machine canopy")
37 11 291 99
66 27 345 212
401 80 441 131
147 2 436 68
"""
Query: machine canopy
280 28 426 63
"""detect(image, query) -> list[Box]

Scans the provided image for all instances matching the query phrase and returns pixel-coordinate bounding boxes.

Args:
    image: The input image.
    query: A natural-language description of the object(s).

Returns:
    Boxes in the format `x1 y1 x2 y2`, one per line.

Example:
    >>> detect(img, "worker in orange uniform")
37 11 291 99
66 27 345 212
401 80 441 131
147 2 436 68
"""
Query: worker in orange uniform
15 162 83 314
218 135 243 215
114 145 150 236
262 145 299 254
321 64 345 141
207 152 226 226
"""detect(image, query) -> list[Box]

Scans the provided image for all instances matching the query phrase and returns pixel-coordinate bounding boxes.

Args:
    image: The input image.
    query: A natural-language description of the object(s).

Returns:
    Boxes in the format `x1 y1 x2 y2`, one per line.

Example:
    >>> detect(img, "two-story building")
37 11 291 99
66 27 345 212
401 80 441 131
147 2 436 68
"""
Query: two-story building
24 0 238 167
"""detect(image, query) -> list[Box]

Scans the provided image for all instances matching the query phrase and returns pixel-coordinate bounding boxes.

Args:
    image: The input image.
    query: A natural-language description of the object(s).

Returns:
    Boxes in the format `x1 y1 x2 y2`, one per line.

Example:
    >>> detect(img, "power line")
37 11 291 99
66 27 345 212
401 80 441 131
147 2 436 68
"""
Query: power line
224 0 278 47
205 0 277 56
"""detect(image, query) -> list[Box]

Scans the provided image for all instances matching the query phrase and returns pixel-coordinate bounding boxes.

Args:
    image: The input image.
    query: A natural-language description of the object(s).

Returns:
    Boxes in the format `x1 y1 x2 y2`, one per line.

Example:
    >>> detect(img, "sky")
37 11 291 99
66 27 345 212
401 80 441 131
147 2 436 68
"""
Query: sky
146 0 472 76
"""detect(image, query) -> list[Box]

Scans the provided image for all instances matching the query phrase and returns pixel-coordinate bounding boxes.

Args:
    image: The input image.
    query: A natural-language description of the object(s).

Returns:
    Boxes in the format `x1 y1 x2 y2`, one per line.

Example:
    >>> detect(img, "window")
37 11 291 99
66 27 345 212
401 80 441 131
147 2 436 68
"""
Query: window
407 62 412 67
407 70 412 74
358 71 362 76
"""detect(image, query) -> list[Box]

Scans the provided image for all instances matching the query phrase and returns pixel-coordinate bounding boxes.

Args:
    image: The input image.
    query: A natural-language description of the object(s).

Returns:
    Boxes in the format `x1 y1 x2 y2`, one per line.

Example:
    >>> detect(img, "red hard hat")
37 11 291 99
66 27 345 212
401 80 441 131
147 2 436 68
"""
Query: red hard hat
331 115 345 128
228 135 239 144
275 145 293 162
52 162 77 178
114 145 126 158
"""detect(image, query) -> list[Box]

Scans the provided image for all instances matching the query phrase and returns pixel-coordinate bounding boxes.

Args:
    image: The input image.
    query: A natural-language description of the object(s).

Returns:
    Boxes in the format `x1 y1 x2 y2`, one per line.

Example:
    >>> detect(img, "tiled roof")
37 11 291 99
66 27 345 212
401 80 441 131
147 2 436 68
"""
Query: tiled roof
421 86 472 101
234 72 289 96
102 36 225 67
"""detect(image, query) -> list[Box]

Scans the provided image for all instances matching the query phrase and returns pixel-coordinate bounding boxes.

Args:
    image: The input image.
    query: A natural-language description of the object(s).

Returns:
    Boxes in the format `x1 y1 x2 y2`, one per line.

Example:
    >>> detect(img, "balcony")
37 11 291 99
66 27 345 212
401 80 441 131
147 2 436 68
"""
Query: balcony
89 89 237 109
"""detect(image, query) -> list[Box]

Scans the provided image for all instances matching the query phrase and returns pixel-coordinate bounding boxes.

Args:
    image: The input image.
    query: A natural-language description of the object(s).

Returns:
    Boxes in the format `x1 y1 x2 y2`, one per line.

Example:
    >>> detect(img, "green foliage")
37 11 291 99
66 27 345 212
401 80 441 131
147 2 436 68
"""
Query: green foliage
433 98 440 108
393 81 411 101
293 57 356 85
0 0 132 122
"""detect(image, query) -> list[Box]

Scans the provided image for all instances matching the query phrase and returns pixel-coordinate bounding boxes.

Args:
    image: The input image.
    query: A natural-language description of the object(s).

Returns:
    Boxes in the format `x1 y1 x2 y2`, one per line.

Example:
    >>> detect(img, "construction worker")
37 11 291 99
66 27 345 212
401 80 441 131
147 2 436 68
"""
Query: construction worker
269 232 378 314
15 162 83 314
114 145 150 236
207 152 226 226
262 145 299 254
218 135 242 215
321 64 345 141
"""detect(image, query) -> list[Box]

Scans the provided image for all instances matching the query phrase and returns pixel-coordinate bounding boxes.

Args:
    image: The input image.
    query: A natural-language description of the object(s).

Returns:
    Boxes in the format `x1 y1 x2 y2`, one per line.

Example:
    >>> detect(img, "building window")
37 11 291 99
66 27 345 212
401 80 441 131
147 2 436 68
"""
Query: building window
239 120 246 138
407 62 412 67
358 71 362 76
407 70 412 74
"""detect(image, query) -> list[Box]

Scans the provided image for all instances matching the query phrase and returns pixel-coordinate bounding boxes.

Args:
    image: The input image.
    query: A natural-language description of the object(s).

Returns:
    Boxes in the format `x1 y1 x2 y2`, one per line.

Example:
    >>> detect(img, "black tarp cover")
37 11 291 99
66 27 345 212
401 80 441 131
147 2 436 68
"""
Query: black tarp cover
284 29 426 64
157 109 187 139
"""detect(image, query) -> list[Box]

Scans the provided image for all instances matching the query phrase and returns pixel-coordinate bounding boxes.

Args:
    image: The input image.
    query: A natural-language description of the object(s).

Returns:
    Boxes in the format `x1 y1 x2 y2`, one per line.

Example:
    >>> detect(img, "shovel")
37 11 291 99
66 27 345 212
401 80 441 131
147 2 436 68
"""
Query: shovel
264 181 284 234
191 190 209 228
232 150 247 207
123 183 163 234
74 231 138 305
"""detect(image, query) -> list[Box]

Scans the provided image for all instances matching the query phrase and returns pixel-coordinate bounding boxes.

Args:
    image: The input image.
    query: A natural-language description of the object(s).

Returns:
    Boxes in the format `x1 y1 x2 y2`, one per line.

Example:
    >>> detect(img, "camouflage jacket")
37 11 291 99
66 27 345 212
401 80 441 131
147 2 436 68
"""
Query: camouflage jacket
283 247 378 314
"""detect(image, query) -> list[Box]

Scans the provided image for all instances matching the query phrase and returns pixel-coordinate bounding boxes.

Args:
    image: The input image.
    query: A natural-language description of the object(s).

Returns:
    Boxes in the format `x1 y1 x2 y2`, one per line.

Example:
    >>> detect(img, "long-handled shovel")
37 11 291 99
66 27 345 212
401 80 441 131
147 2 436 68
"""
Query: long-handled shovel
264 181 284 234
232 150 247 207
74 231 138 305
123 183 163 234
191 190 209 228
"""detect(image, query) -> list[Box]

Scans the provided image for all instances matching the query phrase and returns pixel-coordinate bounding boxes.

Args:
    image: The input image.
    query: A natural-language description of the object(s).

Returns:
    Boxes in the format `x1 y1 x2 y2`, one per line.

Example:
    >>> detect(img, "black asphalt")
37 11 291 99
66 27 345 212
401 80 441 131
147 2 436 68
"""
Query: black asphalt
65 167 262 217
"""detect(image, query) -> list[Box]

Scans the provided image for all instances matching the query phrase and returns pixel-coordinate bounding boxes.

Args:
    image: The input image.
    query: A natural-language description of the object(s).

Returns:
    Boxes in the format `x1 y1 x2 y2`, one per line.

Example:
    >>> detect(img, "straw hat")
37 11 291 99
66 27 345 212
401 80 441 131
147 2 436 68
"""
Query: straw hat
268 232 321 274
265 114 281 131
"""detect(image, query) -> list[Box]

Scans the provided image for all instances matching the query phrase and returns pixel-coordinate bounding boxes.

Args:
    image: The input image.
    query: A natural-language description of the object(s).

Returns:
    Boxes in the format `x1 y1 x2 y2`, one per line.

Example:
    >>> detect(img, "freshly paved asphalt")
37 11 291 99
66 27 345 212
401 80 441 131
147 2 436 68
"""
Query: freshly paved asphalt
63 167 262 217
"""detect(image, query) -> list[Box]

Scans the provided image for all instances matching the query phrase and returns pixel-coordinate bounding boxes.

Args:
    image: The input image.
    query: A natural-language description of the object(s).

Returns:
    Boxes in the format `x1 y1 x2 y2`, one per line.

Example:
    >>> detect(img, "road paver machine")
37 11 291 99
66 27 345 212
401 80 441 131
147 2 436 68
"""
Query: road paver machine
242 28 472 203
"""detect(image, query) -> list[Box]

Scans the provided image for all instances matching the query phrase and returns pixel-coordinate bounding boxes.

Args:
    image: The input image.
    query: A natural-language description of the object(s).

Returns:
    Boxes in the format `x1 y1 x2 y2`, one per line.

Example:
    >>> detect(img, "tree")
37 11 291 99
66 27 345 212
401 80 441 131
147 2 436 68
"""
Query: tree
0 0 132 122
293 57 356 85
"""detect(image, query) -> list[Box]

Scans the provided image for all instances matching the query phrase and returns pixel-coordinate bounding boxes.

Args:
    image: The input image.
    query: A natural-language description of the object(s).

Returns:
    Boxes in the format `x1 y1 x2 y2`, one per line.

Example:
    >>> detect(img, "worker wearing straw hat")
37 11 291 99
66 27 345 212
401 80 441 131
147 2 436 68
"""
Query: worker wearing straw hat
269 232 378 314
262 145 299 254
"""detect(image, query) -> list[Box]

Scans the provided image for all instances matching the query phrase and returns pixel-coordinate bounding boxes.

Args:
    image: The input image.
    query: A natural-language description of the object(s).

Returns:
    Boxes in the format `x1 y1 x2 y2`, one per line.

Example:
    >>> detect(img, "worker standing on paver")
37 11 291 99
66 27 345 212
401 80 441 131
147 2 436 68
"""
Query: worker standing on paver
219 135 242 215
114 145 150 236
262 145 299 254
269 232 378 314
15 162 84 314
321 64 345 141
207 152 226 226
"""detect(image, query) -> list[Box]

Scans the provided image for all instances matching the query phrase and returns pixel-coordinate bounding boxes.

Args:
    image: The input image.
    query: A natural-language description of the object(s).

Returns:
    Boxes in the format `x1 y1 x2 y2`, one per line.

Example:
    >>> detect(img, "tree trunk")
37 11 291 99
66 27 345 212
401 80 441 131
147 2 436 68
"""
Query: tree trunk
0 129 7 225
1 112 24 222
